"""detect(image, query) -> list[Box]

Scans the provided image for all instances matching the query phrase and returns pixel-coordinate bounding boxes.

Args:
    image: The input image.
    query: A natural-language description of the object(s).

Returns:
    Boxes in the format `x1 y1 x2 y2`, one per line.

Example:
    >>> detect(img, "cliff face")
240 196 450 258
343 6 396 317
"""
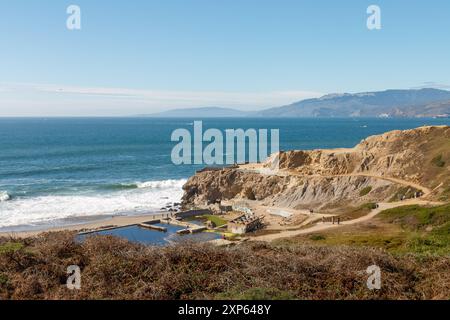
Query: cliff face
182 126 450 209
275 126 450 181
183 169 396 210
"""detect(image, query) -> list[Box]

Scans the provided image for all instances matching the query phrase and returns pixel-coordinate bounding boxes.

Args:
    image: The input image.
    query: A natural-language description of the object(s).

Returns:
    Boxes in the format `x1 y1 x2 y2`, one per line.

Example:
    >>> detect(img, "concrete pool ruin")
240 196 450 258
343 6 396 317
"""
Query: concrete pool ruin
78 220 222 246
77 210 226 246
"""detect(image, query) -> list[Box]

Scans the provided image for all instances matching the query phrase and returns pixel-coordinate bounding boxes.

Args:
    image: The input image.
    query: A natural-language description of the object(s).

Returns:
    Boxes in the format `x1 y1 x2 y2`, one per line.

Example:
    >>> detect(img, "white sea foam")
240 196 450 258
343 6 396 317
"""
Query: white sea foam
136 179 185 189
0 191 10 202
0 179 187 228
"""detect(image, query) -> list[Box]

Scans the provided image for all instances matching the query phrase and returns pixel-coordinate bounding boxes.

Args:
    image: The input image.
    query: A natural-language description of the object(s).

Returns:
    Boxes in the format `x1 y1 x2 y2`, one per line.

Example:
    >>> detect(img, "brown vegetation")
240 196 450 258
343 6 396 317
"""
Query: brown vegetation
0 232 449 300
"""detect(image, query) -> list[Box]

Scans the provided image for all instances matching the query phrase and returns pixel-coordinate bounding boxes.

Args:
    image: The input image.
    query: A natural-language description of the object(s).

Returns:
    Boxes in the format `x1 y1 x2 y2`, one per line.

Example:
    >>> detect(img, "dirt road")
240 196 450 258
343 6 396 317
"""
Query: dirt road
250 199 439 242
241 166 432 195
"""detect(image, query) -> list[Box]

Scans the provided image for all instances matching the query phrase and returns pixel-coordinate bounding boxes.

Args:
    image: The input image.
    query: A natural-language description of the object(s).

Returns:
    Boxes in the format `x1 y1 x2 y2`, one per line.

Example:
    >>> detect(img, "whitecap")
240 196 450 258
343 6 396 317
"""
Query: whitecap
0 191 10 202
0 179 187 228
136 179 186 189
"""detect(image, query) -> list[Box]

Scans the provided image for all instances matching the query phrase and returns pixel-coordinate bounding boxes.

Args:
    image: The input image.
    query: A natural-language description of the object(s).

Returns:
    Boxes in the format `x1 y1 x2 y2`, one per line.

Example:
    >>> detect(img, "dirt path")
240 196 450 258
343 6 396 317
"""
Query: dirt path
333 173 432 195
250 199 438 242
240 167 432 195
239 165 437 242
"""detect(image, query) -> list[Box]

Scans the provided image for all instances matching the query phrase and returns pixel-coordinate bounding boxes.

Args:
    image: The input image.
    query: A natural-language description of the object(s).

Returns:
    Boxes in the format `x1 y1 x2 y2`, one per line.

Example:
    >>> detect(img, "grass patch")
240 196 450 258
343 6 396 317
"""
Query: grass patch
379 204 450 229
203 215 228 227
377 204 450 255
279 203 450 256
319 204 450 255
0 242 24 255
359 186 372 197
309 234 326 241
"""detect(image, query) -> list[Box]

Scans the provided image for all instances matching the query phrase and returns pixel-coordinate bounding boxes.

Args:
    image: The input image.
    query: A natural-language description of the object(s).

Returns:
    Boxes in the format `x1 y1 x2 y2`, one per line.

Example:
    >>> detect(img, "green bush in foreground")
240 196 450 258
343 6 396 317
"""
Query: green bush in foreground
0 242 24 255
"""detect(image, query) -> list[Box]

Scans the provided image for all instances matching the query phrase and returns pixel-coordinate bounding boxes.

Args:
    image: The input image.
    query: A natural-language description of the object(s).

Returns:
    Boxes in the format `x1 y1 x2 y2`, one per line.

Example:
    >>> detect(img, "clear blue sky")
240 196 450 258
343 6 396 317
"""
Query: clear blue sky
1 0 450 115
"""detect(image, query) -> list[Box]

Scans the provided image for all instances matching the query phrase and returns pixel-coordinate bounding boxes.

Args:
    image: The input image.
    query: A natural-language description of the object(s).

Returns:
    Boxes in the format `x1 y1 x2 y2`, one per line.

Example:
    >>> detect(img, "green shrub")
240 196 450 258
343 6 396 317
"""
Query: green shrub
364 202 378 210
359 186 372 197
0 273 8 286
431 154 446 168
0 242 24 255
310 234 326 241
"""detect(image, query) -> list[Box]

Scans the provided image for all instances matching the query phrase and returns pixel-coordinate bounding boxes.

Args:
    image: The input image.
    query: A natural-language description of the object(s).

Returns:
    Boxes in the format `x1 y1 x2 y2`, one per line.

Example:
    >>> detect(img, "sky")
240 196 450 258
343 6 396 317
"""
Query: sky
1 0 450 116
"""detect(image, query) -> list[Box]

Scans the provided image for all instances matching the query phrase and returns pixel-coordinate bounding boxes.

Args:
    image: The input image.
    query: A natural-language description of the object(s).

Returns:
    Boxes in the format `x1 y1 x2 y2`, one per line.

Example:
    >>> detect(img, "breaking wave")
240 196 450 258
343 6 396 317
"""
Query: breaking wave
0 179 187 228
102 179 186 191
0 191 10 202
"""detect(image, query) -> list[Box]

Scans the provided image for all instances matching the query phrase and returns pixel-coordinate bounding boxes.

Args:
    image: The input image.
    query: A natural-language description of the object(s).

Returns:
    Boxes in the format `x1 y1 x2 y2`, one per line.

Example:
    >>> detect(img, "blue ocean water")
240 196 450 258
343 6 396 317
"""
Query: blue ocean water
78 223 222 246
1 117 450 230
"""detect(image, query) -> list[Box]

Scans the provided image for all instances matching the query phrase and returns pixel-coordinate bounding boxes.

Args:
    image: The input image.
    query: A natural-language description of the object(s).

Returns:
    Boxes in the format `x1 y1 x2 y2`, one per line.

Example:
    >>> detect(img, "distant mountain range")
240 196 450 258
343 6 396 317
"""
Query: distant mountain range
142 88 450 118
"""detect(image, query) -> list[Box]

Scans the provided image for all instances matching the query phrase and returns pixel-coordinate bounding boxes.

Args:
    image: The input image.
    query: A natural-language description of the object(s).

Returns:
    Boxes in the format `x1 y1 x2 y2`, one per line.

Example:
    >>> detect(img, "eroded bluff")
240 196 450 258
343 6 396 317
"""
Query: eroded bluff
182 126 450 209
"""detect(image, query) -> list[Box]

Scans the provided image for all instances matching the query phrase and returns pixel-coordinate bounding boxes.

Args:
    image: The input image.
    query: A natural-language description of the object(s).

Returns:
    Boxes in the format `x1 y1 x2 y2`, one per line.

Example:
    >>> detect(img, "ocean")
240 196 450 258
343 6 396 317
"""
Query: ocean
1 117 450 231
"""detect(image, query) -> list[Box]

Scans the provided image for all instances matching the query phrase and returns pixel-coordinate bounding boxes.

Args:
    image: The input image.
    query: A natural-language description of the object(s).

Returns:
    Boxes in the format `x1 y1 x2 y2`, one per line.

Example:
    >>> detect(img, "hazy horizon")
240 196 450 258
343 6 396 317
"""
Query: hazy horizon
1 1 450 116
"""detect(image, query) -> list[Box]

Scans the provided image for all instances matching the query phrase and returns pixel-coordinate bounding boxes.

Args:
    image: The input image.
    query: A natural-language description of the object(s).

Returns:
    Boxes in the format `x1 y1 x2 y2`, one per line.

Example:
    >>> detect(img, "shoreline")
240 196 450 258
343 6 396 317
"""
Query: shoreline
0 211 173 238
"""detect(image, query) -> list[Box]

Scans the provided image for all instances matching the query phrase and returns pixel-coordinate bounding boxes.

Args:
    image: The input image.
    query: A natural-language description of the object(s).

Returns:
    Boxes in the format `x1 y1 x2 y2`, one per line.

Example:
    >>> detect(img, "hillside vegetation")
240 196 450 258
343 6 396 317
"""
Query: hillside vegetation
278 203 450 256
0 232 449 300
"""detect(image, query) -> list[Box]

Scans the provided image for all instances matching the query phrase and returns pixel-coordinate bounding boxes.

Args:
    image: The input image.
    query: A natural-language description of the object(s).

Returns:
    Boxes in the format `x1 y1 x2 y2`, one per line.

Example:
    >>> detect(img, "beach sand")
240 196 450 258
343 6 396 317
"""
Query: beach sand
0 212 172 238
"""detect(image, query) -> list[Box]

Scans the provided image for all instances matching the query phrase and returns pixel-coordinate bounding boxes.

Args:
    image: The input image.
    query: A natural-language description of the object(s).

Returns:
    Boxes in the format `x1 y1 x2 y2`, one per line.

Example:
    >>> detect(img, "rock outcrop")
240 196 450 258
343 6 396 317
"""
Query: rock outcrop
182 126 450 209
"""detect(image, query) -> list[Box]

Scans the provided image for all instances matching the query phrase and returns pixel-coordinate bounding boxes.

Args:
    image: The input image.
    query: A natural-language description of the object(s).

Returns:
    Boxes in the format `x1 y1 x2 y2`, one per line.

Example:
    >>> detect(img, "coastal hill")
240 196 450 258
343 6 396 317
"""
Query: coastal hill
143 88 450 118
1 128 449 300
257 88 450 118
182 126 450 210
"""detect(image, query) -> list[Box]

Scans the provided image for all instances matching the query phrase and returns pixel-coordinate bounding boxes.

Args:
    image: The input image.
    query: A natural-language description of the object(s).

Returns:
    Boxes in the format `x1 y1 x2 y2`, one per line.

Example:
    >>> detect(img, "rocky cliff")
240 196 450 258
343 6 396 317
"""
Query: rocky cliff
182 126 450 210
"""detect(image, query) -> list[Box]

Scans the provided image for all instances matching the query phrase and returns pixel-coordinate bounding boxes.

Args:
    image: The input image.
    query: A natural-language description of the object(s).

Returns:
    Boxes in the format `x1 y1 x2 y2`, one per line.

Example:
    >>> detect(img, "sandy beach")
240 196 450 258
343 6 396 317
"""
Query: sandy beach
0 212 172 238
